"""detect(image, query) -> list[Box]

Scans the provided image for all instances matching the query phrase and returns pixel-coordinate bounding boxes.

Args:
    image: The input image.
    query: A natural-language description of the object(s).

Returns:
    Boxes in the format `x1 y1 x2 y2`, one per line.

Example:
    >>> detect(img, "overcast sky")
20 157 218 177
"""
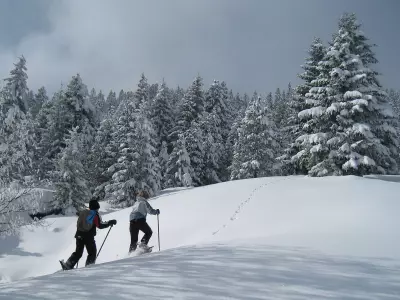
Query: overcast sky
0 0 399 96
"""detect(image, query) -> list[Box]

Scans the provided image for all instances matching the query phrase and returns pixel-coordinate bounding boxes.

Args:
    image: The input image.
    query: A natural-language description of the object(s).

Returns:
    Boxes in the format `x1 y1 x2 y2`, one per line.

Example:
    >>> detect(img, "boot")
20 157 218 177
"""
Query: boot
129 244 137 253
60 259 74 270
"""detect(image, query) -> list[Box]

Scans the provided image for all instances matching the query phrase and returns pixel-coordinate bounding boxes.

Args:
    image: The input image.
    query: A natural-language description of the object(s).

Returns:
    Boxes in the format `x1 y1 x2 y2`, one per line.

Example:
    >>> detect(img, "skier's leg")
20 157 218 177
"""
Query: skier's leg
85 237 97 266
129 221 139 252
65 237 84 269
139 220 153 245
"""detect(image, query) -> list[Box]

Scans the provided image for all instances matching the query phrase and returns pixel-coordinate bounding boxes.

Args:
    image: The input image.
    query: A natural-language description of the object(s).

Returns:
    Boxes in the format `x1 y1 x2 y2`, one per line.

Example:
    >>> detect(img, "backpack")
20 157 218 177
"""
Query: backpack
77 209 96 232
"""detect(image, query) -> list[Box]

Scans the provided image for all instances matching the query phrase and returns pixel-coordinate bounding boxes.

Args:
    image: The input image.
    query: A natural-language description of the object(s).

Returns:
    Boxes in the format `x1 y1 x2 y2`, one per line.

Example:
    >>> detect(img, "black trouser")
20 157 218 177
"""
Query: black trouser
66 235 97 268
129 219 152 252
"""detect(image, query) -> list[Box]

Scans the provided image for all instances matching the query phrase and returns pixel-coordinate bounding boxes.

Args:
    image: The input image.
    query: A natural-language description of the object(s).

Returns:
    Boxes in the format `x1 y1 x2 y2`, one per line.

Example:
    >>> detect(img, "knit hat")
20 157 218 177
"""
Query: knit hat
89 199 100 210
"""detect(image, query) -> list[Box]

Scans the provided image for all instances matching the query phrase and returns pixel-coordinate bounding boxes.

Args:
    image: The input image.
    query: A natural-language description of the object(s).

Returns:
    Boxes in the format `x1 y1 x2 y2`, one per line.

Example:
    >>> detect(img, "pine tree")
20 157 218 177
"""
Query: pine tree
63 74 96 130
34 98 55 181
202 80 232 182
89 88 103 123
151 80 174 148
133 111 162 195
104 98 161 207
263 92 271 110
134 73 150 110
225 106 247 177
230 97 280 180
31 87 48 119
165 134 193 187
205 80 230 141
46 90 70 166
272 87 290 127
52 127 91 213
149 83 159 102
103 100 138 207
105 90 118 117
183 121 205 186
280 38 326 174
172 76 205 137
0 57 34 184
4 56 28 114
171 86 185 110
91 118 118 199
293 13 399 176
118 89 126 104
96 90 106 120
200 112 223 184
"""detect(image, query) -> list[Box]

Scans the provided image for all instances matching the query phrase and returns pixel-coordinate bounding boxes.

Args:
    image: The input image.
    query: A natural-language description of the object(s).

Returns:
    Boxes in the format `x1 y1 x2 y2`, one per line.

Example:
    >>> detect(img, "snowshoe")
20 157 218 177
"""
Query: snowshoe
136 243 154 255
59 260 73 271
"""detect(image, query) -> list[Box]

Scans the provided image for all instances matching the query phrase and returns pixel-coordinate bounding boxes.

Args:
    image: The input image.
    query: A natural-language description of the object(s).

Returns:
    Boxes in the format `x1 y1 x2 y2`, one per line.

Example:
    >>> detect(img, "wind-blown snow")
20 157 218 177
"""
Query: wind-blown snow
1 176 400 299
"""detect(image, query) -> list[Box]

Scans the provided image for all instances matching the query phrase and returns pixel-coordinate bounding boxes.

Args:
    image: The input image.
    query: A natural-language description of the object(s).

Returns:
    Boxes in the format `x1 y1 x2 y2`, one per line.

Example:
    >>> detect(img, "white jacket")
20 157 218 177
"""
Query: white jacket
129 196 157 221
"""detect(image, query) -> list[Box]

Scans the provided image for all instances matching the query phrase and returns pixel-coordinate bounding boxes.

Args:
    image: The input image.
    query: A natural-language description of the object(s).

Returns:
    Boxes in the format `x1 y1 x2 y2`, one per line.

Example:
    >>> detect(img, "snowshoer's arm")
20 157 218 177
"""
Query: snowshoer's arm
145 201 159 215
94 214 116 229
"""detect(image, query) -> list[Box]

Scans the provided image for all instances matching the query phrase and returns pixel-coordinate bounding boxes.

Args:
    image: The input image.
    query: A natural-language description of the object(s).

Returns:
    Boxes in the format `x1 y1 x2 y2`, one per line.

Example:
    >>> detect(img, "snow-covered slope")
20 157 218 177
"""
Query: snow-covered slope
1 176 400 299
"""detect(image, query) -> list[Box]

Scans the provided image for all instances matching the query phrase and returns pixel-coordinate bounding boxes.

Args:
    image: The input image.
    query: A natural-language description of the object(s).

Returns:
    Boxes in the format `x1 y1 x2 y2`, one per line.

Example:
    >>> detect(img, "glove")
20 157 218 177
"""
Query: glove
155 209 160 215
108 219 117 226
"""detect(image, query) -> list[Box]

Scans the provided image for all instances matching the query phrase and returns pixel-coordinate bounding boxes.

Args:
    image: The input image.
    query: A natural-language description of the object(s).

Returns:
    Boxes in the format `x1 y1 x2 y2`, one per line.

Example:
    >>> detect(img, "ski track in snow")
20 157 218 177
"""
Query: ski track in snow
212 177 291 236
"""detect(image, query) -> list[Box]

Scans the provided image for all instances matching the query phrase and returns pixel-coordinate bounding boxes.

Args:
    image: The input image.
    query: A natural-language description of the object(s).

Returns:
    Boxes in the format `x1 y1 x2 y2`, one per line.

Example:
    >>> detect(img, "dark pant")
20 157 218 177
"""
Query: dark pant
66 235 97 268
129 219 152 252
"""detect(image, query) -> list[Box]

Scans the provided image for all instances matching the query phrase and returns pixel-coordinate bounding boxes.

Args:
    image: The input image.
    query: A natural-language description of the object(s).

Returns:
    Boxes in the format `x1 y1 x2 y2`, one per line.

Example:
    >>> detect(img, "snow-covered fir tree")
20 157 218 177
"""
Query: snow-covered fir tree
202 80 232 181
230 96 280 180
225 105 247 178
165 134 193 187
170 86 185 111
63 74 96 130
205 80 230 140
104 98 161 207
266 92 273 109
90 118 118 199
89 88 105 123
52 126 91 213
149 83 159 102
150 80 174 149
183 120 205 186
172 76 205 137
134 73 150 110
4 56 29 114
291 13 399 176
33 97 55 181
103 100 138 207
0 57 34 184
133 110 162 195
30 87 48 119
200 112 223 184
44 90 70 173
280 37 326 174
105 90 118 118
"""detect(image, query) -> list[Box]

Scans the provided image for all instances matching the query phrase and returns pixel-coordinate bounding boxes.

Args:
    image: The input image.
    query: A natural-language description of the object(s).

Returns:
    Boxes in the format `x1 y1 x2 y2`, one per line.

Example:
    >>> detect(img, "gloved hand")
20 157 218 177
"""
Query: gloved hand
108 219 117 226
155 209 160 215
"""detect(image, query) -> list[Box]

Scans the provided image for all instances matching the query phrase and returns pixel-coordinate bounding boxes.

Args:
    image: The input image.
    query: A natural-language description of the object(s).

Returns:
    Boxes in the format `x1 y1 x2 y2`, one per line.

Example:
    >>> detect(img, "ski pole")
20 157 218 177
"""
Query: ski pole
76 260 79 269
97 226 113 258
157 214 160 251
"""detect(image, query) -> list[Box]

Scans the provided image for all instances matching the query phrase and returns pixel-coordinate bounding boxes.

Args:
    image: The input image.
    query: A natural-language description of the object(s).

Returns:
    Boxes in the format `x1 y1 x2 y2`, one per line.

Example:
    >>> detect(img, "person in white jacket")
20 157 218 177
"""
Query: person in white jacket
129 189 160 253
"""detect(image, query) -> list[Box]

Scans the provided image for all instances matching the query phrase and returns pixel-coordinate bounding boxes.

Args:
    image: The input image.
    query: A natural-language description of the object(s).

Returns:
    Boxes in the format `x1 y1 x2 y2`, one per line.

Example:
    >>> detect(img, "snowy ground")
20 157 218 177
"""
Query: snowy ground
1 176 400 299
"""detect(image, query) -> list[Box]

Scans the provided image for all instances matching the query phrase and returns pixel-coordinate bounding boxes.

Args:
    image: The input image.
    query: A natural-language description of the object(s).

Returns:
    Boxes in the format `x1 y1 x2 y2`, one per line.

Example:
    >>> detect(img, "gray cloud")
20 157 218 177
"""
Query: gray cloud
0 0 399 95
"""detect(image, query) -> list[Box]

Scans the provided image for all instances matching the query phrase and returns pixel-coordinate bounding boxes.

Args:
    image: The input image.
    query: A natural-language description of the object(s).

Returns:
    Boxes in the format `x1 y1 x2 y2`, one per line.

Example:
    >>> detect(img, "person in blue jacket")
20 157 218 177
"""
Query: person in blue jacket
61 199 117 270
